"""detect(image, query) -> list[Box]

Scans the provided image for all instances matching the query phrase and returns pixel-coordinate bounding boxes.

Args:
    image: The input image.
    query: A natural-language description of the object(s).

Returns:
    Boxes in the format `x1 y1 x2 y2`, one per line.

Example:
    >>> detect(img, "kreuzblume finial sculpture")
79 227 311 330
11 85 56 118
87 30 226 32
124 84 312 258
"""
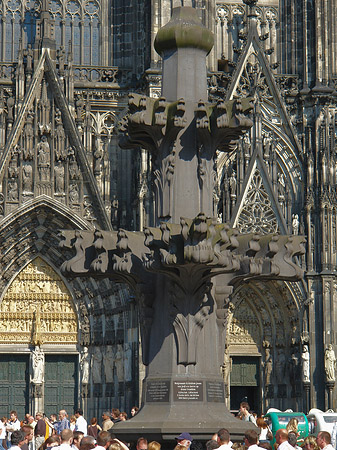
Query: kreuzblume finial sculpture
60 4 305 443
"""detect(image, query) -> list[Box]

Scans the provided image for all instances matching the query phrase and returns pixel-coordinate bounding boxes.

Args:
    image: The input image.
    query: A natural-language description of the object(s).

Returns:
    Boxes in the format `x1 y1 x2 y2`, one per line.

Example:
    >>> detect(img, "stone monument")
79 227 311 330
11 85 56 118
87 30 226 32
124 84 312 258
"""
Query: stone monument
60 4 305 443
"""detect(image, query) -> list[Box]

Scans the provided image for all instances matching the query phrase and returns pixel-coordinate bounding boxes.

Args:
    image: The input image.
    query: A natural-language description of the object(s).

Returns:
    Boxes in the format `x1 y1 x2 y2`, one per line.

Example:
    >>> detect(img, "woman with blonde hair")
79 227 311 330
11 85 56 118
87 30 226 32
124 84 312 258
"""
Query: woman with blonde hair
148 442 161 450
303 436 319 450
286 418 299 435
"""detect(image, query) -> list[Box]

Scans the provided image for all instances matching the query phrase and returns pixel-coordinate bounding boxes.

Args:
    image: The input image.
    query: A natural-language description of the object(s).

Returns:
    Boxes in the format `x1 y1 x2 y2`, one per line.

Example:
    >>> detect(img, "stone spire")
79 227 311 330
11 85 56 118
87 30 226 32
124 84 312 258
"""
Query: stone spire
34 0 56 59
154 6 213 102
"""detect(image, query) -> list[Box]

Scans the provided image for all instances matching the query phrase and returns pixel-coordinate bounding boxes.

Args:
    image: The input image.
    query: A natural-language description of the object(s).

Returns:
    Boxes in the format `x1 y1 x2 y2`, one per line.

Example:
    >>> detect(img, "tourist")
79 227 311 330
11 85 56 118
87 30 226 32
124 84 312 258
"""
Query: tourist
244 430 265 450
72 431 84 450
34 413 46 450
286 419 299 436
288 432 300 450
130 408 138 418
79 436 95 450
69 418 76 432
7 412 21 448
0 418 7 450
42 436 61 450
239 403 257 425
175 433 193 449
148 442 160 450
74 411 87 436
256 418 271 443
58 412 70 434
10 431 26 450
303 436 319 450
216 429 231 450
95 432 112 450
110 411 120 425
118 414 127 422
317 432 334 450
87 418 101 439
59 430 73 450
275 430 293 450
21 426 34 450
205 441 220 450
27 418 35 430
136 438 148 450
101 414 113 432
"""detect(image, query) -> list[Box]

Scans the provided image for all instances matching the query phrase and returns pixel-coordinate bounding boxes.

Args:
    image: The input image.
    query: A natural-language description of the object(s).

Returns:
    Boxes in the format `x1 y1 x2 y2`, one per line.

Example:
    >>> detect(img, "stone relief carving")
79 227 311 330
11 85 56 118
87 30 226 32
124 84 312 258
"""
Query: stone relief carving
264 346 273 385
0 257 77 344
124 342 132 382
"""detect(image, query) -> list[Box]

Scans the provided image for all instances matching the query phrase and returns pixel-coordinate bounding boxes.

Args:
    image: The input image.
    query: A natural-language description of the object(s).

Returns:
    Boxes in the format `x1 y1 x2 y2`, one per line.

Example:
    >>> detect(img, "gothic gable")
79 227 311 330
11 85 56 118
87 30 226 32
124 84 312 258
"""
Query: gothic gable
0 50 111 230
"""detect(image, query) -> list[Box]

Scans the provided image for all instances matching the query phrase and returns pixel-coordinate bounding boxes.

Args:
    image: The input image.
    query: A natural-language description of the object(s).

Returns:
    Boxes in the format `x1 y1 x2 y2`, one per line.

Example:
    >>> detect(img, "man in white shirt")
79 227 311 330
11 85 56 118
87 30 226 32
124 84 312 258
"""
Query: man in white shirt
275 429 295 450
7 411 21 448
74 410 87 436
10 431 26 450
95 432 112 450
0 418 7 450
244 430 265 450
317 431 335 450
217 429 232 450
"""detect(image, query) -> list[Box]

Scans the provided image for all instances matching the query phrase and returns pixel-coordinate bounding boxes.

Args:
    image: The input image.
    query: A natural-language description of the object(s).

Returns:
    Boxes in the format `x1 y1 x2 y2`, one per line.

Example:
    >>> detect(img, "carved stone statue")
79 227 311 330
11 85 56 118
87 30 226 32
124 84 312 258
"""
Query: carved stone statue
80 347 90 384
31 345 44 384
124 343 132 382
301 345 310 382
275 348 286 383
292 214 299 235
104 346 114 383
114 344 124 381
37 136 50 181
92 346 102 384
325 344 336 382
22 164 33 192
264 347 273 385
69 184 79 203
54 162 65 193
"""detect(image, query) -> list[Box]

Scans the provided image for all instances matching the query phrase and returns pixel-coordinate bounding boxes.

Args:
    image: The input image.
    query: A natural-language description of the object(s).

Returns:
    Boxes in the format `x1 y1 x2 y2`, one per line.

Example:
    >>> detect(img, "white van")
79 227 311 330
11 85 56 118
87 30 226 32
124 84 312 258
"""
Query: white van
307 408 337 435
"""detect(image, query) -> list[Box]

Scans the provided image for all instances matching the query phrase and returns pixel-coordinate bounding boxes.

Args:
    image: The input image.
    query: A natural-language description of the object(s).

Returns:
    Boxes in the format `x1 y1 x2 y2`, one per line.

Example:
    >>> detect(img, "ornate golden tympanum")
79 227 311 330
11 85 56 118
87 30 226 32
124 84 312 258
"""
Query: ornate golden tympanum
0 257 78 344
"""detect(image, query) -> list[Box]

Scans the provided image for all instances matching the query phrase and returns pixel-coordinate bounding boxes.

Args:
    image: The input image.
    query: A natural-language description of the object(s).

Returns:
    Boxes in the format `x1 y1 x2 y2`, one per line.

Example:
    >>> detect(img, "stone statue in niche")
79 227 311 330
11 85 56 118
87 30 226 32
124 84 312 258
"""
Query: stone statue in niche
264 347 273 385
69 184 79 203
22 164 33 192
55 110 67 160
292 214 299 235
325 344 336 382
124 343 132 382
104 346 114 383
301 345 310 382
114 344 124 381
37 136 50 181
31 345 44 384
7 180 18 201
275 348 286 383
80 346 90 384
92 346 102 384
23 112 34 160
54 162 65 193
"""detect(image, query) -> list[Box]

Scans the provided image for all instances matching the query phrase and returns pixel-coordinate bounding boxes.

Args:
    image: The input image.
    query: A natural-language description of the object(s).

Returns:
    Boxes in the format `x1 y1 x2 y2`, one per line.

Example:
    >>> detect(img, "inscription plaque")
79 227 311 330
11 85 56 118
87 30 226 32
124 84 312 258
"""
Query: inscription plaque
146 380 170 402
206 381 224 402
173 381 203 401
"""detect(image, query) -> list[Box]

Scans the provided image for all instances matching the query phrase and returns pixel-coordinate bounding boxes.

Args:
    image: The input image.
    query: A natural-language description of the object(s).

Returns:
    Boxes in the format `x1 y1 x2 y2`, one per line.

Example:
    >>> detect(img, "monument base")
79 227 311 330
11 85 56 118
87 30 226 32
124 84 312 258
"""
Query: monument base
112 379 256 443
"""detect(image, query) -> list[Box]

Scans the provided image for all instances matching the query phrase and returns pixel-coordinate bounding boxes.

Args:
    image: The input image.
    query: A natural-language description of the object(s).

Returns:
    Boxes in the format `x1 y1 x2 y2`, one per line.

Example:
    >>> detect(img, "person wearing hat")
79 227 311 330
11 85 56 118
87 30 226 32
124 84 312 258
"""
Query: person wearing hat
175 433 193 448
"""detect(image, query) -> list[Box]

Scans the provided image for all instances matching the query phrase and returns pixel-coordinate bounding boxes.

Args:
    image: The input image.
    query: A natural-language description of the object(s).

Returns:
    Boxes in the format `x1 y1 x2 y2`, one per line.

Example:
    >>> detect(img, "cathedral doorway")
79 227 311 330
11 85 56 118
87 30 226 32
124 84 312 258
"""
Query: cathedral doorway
44 354 78 416
0 354 30 418
230 356 260 413
0 257 79 414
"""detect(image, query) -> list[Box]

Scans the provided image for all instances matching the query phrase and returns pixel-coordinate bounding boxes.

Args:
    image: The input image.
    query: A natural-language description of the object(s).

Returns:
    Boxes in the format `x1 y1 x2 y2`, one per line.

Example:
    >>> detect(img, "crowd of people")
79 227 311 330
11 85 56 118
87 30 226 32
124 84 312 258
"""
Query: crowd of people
0 403 333 450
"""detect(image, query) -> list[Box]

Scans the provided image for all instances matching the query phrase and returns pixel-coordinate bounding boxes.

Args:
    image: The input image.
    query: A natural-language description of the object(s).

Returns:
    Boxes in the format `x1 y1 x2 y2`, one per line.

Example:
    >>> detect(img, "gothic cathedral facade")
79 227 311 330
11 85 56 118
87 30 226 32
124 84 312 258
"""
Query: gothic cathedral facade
0 0 336 417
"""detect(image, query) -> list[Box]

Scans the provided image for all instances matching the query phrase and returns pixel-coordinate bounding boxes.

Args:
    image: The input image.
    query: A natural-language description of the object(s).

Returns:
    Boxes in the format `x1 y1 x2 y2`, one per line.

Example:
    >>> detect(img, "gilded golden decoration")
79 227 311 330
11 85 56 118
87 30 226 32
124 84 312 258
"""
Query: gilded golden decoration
0 257 78 344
